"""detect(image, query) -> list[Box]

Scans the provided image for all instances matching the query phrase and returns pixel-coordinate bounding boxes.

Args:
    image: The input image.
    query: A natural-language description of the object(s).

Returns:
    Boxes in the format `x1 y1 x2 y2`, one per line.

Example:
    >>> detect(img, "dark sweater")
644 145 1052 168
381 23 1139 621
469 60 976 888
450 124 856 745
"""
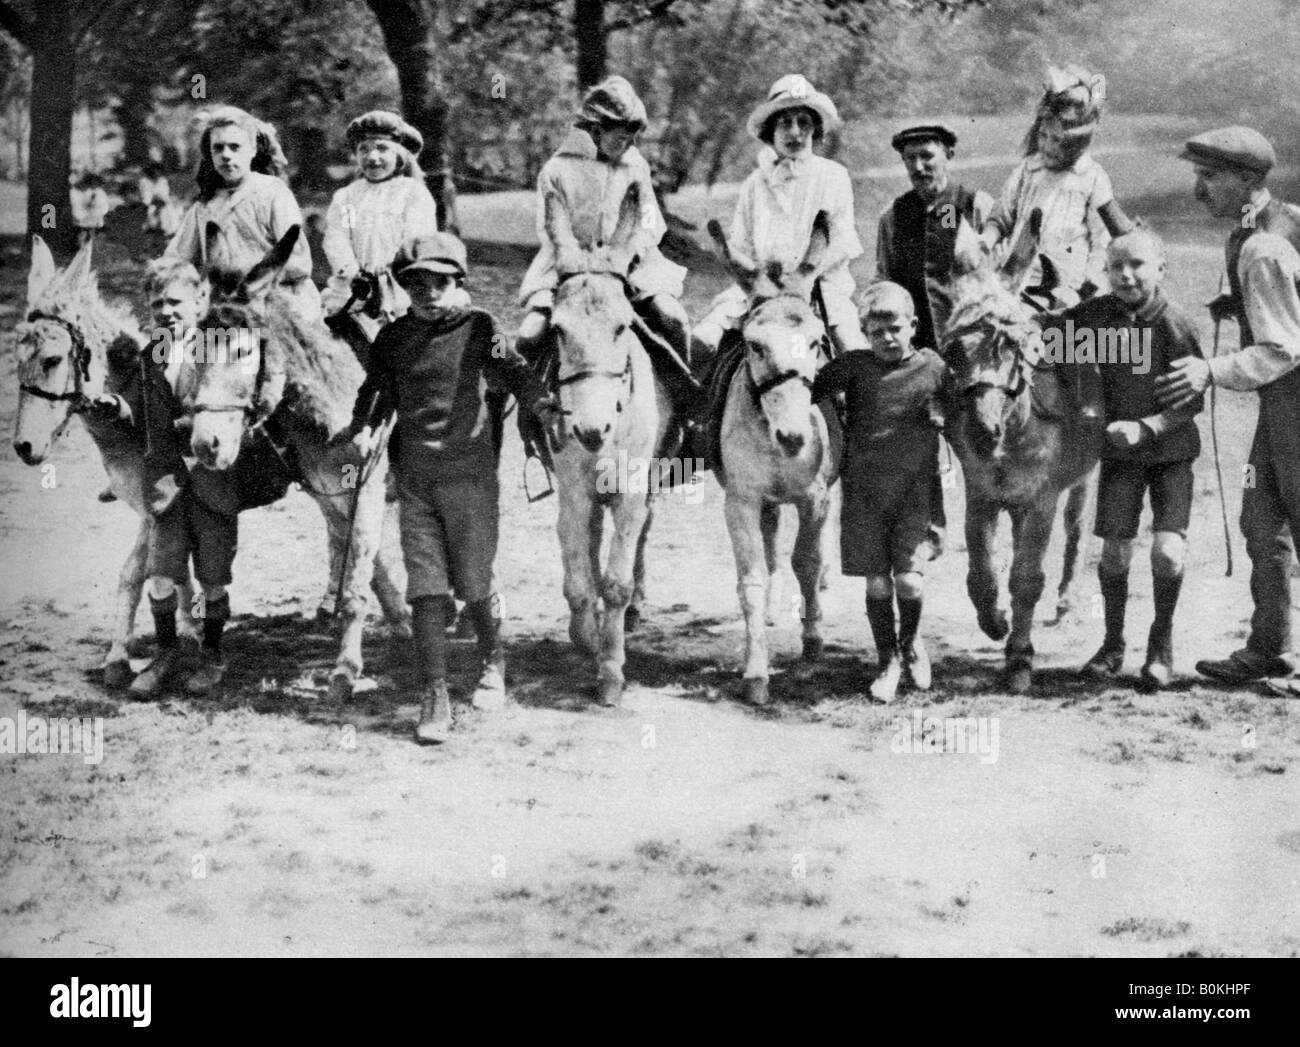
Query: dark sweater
811 347 947 507
1041 291 1203 463
352 308 544 483
108 336 189 516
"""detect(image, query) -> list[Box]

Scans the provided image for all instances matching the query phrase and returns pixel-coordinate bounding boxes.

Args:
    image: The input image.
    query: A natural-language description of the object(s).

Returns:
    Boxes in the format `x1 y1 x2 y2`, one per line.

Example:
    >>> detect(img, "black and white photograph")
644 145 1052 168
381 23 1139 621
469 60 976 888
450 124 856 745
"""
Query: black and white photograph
0 0 1296 975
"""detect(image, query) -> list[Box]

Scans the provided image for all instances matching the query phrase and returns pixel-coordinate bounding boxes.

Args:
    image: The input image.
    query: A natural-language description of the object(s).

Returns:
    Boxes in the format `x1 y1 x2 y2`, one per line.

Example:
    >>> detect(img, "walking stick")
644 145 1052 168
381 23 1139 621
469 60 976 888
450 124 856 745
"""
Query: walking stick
1208 296 1234 577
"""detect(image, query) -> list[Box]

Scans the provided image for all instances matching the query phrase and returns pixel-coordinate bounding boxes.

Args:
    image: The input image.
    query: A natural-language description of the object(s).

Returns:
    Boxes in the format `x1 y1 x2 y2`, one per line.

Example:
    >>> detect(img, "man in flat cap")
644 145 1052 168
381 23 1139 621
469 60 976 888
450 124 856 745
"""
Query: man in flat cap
876 124 994 352
876 125 993 556
1158 125 1300 685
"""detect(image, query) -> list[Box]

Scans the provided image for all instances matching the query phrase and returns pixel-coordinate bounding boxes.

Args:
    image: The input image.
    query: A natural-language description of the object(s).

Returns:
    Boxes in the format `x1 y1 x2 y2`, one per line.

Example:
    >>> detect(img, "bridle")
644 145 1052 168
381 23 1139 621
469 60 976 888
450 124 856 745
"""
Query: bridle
943 318 1035 400
742 298 825 409
18 311 93 412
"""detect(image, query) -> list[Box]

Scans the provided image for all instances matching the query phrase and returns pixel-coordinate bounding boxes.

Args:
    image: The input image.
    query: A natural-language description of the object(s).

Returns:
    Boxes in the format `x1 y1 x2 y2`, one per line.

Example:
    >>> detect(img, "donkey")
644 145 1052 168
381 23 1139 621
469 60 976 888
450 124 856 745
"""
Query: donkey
12 236 199 686
544 184 677 706
941 212 1103 692
185 226 406 701
709 212 840 706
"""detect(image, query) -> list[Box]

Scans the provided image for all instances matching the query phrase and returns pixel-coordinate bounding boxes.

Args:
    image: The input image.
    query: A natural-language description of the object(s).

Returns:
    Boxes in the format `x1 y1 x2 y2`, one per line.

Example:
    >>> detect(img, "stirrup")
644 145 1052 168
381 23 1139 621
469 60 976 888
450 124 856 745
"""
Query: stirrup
524 454 554 503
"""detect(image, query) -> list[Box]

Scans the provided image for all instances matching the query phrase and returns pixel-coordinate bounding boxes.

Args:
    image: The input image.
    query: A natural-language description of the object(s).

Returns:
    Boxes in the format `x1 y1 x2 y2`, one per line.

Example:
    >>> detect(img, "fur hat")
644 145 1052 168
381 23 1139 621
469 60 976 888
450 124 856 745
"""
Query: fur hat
576 76 648 131
746 74 841 141
346 110 423 156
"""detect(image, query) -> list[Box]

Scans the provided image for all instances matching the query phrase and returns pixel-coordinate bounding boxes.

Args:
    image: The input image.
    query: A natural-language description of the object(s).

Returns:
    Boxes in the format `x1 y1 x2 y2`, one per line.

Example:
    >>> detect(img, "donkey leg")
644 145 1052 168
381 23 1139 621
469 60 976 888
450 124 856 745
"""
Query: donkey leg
626 500 652 633
726 492 773 705
762 502 785 626
558 480 601 656
311 510 346 621
1004 498 1057 693
965 494 1008 641
105 517 150 686
371 541 411 638
596 494 650 706
327 482 386 702
793 494 827 662
1054 475 1093 621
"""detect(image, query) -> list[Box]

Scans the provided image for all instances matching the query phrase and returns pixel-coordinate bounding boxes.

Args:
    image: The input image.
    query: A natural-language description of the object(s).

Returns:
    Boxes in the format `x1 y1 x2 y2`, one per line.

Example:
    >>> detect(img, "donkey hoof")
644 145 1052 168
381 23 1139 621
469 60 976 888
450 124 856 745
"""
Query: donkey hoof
624 605 642 632
102 660 133 689
742 677 771 706
978 608 1010 642
1003 665 1033 694
595 679 624 707
328 671 355 704
801 635 824 661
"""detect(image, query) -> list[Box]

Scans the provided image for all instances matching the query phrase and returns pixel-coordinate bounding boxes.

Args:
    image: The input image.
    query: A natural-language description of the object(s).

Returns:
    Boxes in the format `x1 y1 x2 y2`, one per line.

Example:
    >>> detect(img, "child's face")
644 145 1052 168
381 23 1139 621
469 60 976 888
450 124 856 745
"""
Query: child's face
150 278 207 337
357 137 400 181
865 310 916 362
209 125 255 187
593 124 635 163
400 270 461 320
772 109 816 158
1036 118 1079 170
1106 240 1165 306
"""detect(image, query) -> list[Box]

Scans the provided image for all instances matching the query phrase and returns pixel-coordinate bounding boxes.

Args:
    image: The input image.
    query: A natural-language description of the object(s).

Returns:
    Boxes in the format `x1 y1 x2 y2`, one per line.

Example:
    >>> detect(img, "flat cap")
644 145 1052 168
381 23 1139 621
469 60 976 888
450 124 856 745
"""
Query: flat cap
891 124 957 152
394 232 467 278
1179 126 1275 174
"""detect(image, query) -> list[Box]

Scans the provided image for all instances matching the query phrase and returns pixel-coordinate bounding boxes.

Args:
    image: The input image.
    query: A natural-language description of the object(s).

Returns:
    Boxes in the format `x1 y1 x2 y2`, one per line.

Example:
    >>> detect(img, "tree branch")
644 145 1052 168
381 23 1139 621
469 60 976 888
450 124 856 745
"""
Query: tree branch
0 1 34 48
606 0 690 32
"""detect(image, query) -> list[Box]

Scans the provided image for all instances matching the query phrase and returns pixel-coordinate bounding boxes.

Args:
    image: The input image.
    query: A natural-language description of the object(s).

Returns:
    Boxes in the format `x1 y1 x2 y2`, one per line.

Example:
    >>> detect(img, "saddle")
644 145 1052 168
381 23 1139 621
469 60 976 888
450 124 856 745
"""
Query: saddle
518 322 702 487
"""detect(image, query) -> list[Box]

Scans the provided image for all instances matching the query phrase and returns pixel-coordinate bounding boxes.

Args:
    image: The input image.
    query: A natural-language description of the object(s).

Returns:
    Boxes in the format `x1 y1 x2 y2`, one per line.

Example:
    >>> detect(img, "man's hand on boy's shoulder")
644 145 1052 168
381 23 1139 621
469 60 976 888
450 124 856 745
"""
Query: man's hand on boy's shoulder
84 393 130 424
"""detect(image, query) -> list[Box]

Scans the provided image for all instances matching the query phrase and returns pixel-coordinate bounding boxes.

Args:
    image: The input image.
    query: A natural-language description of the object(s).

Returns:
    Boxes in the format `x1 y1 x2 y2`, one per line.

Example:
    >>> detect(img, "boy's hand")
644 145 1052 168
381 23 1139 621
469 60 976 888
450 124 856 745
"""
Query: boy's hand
84 393 128 423
351 426 379 459
1105 420 1146 450
532 395 562 428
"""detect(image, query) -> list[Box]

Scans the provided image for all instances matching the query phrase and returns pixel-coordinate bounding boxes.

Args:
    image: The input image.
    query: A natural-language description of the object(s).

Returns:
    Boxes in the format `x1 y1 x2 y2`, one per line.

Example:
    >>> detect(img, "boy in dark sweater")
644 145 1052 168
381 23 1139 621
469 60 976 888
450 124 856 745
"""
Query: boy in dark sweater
1044 227 1204 690
350 233 555 744
812 282 948 702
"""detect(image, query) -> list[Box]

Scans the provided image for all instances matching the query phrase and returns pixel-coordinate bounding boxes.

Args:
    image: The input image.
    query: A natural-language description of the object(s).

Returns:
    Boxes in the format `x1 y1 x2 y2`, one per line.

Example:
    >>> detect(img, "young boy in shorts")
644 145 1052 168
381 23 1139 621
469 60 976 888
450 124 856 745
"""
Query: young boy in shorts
812 282 948 702
1042 227 1203 690
350 232 555 744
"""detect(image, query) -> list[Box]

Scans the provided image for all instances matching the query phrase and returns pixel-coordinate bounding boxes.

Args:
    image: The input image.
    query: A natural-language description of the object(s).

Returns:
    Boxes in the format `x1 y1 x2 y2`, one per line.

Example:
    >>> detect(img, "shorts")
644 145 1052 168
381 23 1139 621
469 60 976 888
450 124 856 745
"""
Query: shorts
399 475 499 603
147 488 238 587
841 477 933 577
1094 457 1194 540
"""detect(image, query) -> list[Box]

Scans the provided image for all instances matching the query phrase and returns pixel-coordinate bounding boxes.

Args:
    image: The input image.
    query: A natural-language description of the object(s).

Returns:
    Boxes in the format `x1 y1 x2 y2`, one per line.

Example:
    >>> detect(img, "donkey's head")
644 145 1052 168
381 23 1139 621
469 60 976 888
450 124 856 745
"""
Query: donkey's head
549 184 642 454
941 209 1048 459
710 211 830 457
187 224 294 469
13 236 137 465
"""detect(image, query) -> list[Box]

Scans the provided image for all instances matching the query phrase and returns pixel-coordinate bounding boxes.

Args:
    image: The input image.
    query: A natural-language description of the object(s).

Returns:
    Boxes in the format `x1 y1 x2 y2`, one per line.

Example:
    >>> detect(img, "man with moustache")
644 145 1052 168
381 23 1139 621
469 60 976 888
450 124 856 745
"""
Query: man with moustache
876 124 995 353
1158 126 1300 687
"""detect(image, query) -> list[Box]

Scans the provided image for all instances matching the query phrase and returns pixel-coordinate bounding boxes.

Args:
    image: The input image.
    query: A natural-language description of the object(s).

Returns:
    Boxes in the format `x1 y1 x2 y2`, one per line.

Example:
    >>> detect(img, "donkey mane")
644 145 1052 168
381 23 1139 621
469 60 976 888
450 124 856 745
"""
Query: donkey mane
202 290 360 433
943 268 1040 359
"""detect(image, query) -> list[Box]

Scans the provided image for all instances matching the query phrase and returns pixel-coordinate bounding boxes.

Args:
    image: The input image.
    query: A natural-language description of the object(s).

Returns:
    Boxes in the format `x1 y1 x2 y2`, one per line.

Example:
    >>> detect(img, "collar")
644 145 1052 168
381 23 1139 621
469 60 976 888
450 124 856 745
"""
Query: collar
1251 186 1273 215
759 146 813 184
913 182 958 212
1109 288 1167 324
555 128 639 168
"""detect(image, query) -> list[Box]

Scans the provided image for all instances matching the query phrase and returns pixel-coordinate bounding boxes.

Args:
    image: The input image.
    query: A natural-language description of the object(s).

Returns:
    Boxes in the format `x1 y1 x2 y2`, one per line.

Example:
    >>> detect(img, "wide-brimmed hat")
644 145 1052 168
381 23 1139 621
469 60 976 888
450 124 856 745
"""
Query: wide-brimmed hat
576 76 648 131
346 110 423 156
394 232 467 278
746 74 841 141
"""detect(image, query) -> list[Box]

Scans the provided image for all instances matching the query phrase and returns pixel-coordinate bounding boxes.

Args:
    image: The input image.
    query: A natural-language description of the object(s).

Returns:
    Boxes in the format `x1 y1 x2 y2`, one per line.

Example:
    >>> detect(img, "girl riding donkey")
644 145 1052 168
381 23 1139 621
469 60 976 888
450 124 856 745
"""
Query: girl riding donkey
321 110 441 358
695 74 867 359
515 76 690 367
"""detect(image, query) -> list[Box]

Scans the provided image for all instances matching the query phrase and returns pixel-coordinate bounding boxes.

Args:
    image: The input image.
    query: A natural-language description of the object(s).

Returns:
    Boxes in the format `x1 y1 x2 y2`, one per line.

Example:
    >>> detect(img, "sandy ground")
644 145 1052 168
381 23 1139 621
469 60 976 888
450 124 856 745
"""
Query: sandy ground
1 122 1298 957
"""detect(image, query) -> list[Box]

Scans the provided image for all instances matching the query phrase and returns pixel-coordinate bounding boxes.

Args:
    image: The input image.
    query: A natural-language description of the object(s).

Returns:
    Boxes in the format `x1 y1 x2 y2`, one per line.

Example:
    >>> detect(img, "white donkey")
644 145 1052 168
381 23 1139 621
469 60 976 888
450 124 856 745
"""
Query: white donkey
12 237 199 686
547 184 677 706
710 213 840 706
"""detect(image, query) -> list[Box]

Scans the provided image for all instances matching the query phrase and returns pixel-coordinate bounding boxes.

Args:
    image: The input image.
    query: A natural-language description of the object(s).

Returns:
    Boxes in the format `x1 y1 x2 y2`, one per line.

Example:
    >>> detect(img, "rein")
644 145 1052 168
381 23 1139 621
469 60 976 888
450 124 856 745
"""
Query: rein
19 312 93 411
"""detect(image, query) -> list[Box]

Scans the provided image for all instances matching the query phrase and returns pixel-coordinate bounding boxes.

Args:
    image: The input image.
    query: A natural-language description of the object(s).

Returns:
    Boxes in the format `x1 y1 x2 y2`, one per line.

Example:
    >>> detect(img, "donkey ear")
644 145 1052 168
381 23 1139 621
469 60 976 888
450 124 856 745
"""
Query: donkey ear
58 237 96 295
238 225 300 300
609 182 642 250
795 210 831 280
28 235 57 304
1001 207 1043 286
707 218 757 295
952 215 986 275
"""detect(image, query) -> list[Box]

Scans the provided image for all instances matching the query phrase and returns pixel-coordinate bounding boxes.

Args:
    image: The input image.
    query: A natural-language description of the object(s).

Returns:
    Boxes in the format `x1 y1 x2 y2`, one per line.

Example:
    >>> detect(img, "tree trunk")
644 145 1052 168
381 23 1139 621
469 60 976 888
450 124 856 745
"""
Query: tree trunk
574 0 607 90
364 0 458 233
24 0 76 256
115 78 153 170
286 123 331 192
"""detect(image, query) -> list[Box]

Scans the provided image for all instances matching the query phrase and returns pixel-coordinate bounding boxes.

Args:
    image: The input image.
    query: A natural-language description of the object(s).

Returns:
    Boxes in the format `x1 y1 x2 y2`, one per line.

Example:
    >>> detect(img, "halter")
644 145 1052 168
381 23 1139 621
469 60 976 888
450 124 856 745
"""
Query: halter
943 318 1034 399
19 311 92 411
742 298 825 408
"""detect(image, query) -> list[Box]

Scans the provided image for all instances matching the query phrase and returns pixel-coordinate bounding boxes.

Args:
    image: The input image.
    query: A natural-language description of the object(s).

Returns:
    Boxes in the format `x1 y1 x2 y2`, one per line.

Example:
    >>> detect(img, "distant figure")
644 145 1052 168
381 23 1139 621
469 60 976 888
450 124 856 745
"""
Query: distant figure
71 172 110 248
138 161 179 236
